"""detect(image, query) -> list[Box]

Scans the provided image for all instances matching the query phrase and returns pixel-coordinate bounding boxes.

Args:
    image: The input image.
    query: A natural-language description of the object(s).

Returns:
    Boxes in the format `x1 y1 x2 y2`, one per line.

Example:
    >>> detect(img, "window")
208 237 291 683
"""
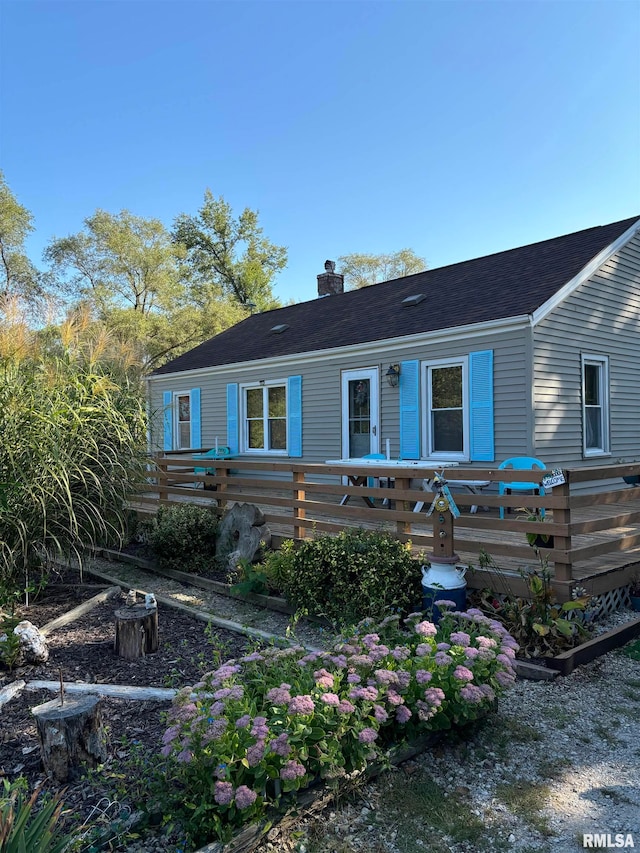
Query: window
582 355 609 455
423 358 469 459
173 391 192 450
242 382 287 452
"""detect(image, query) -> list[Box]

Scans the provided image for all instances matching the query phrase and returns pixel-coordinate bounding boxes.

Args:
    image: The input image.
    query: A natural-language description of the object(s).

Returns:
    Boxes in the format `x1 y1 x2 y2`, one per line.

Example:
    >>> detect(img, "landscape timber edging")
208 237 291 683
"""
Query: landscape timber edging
96 548 309 619
542 615 640 675
82 561 321 651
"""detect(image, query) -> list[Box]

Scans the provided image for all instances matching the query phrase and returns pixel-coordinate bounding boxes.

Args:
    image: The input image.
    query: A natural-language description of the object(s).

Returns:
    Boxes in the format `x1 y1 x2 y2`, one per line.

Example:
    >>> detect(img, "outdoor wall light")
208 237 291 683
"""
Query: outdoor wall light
386 364 401 388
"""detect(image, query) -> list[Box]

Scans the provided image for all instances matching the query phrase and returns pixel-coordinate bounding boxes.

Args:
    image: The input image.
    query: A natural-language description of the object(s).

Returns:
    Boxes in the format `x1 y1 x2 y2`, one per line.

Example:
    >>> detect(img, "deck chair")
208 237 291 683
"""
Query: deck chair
193 446 232 481
498 457 546 519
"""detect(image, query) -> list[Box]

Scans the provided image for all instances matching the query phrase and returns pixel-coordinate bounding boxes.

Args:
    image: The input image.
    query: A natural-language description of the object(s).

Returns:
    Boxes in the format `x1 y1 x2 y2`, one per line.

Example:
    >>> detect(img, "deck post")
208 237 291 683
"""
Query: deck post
550 476 572 585
394 476 412 537
155 453 168 505
293 470 306 540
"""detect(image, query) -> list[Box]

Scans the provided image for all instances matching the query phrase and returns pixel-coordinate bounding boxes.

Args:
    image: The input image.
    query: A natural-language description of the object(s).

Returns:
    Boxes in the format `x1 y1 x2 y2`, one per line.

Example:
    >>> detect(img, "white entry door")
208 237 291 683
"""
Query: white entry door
341 368 380 458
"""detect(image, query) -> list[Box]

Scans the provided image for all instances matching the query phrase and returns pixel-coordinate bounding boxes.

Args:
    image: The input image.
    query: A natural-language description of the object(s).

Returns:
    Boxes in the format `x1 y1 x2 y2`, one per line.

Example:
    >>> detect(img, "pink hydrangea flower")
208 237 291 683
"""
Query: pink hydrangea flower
270 732 291 757
247 740 266 767
460 684 484 703
235 785 258 809
396 705 412 724
358 727 378 744
415 643 431 657
347 672 362 684
214 781 234 806
338 699 355 714
415 621 438 637
321 692 340 706
453 665 474 682
280 760 307 781
373 704 388 722
267 683 292 704
415 669 433 684
287 695 315 715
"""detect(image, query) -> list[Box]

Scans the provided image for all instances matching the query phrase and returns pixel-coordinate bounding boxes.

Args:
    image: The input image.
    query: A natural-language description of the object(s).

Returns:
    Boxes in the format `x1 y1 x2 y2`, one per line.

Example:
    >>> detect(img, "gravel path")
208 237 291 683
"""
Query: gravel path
85 555 332 651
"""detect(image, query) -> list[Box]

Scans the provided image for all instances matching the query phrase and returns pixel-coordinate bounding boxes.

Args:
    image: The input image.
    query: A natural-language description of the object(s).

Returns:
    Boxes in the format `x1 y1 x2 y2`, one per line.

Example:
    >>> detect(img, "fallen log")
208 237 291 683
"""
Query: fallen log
40 586 121 636
24 680 177 701
0 679 26 710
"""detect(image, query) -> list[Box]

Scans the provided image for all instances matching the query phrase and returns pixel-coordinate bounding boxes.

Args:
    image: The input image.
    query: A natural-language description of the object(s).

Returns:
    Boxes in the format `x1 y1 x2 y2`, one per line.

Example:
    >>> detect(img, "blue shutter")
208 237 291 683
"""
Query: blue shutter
190 388 201 449
399 360 420 459
226 383 239 455
469 349 494 461
163 391 173 450
287 375 302 457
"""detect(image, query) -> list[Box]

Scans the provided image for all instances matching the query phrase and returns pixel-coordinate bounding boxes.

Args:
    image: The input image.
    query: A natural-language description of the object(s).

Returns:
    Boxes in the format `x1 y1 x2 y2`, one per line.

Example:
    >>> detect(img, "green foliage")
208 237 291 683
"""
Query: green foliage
173 190 287 310
155 607 517 847
259 540 296 594
479 564 592 658
0 172 42 306
148 504 219 574
0 616 21 670
0 778 74 852
278 529 422 628
0 317 147 599
230 559 269 597
337 249 427 290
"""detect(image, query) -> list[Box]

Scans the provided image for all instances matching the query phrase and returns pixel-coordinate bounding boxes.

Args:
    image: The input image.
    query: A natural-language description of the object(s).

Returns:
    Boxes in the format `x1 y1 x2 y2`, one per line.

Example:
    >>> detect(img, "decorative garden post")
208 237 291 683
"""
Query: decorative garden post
421 473 467 618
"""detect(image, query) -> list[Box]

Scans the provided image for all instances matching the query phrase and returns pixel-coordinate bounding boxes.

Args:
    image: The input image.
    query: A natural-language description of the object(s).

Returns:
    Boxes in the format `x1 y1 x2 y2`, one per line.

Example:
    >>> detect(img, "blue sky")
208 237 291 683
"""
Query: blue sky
1 0 639 305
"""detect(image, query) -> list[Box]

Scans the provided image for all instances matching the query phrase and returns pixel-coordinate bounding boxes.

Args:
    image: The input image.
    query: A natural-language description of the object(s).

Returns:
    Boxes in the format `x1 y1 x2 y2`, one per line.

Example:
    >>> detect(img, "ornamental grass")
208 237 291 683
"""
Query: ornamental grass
157 604 518 849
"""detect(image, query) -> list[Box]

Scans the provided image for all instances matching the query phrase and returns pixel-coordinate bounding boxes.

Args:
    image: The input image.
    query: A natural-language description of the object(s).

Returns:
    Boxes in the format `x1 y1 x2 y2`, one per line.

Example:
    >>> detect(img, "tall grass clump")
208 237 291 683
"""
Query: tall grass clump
0 304 148 601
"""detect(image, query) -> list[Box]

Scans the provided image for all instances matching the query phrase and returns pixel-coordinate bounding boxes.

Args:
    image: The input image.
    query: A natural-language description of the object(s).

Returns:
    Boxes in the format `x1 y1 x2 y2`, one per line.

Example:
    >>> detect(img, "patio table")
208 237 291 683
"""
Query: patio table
324 459 460 508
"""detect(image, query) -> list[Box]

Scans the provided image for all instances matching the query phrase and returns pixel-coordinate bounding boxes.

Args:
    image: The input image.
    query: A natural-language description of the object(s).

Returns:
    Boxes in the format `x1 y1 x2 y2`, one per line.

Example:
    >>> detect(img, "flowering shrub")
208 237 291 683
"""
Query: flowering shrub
158 604 518 848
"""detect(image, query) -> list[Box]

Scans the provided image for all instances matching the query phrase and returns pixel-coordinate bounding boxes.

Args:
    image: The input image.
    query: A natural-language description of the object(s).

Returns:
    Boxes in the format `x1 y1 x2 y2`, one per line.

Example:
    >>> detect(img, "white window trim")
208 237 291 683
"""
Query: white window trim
421 357 469 461
239 379 288 455
582 354 610 457
173 390 192 451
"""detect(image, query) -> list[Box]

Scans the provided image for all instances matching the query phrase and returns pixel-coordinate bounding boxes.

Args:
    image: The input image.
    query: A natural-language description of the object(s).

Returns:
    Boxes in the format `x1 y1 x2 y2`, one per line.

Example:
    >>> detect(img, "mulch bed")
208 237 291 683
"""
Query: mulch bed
0 578 254 847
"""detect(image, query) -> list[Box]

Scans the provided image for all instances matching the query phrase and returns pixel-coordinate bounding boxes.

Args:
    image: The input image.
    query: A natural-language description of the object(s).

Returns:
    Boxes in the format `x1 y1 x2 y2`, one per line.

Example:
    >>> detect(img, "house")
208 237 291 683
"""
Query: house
147 215 640 473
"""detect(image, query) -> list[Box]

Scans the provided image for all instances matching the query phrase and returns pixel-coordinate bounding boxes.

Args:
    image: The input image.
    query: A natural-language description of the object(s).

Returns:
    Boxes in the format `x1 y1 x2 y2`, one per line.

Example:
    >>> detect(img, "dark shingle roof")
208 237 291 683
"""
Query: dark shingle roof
152 216 639 376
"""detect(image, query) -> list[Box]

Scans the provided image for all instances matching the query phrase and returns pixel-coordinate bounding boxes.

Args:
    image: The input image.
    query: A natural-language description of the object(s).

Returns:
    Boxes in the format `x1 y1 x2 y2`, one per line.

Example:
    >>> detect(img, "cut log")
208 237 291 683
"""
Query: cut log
32 693 108 782
114 604 158 660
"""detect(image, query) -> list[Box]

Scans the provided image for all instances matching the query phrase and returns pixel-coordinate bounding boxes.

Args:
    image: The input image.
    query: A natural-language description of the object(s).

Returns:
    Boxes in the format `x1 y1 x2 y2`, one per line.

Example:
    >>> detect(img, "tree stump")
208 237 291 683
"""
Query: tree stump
114 604 159 661
32 694 108 782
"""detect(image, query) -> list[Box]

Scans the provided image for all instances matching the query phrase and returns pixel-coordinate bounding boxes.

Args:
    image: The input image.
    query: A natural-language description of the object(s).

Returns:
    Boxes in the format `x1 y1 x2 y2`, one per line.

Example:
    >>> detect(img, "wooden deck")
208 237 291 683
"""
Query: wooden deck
135 456 640 602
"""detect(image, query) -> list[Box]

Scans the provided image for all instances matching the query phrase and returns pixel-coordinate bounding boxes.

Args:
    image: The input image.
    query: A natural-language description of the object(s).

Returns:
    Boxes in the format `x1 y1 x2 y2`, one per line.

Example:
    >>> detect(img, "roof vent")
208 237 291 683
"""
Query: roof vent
269 323 289 334
402 293 426 307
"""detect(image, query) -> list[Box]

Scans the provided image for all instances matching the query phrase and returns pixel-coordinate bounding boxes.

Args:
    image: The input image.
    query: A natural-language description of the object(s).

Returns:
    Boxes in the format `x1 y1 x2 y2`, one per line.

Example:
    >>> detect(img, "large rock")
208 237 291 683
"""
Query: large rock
216 503 271 572
11 620 49 665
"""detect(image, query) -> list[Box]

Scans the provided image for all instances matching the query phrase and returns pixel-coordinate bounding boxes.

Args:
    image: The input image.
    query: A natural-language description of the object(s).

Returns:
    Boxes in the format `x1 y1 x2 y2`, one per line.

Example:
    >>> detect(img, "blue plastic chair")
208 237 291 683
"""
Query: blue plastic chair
498 457 546 519
193 446 232 476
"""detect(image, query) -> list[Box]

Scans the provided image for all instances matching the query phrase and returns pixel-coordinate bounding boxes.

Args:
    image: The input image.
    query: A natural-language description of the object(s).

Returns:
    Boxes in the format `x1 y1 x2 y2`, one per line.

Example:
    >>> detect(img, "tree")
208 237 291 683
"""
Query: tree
45 209 184 315
338 249 427 290
0 171 42 304
173 190 287 310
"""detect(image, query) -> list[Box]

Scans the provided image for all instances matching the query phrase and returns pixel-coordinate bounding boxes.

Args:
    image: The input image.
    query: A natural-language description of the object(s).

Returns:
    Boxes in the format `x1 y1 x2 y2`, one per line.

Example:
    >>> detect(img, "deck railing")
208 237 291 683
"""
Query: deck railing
134 455 640 599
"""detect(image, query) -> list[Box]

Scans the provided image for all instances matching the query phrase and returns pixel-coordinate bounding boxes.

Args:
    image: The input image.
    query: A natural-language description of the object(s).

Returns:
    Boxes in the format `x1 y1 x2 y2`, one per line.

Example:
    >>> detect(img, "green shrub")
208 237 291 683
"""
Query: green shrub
259 540 296 594
156 606 518 847
149 504 218 574
279 529 422 627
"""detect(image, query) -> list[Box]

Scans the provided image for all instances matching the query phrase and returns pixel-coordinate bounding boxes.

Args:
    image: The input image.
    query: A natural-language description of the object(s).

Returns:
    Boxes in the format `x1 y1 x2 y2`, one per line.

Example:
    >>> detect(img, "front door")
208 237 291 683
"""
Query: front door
341 368 380 458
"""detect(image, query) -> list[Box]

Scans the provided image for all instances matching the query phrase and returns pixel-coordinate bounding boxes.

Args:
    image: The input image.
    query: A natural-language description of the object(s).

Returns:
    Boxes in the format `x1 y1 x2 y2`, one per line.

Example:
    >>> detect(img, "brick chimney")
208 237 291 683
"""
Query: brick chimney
317 260 344 296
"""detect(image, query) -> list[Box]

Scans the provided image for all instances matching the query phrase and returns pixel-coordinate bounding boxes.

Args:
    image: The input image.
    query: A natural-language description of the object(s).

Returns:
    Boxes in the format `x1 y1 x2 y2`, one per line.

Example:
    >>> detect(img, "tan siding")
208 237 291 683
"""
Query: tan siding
534 232 640 468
